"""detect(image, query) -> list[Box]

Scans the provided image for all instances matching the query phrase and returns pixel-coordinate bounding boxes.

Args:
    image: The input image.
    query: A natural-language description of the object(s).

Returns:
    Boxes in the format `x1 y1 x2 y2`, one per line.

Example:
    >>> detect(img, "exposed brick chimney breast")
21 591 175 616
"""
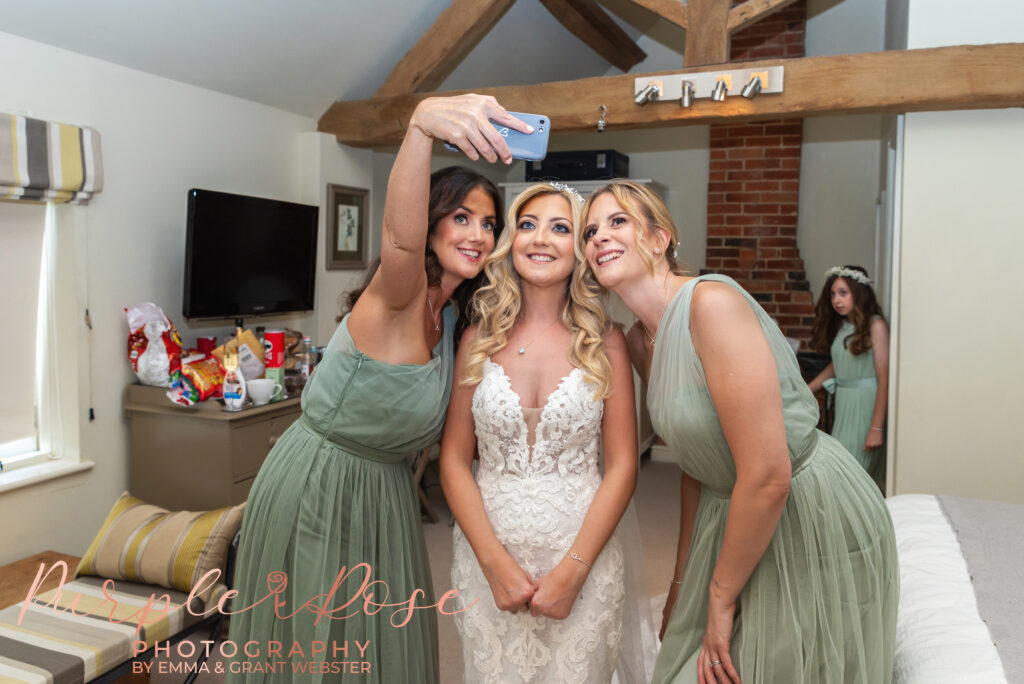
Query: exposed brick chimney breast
701 0 815 344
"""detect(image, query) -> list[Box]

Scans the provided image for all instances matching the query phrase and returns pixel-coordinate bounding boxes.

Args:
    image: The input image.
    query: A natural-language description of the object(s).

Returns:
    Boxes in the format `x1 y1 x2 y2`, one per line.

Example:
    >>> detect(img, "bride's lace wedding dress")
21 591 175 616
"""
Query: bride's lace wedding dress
451 359 628 683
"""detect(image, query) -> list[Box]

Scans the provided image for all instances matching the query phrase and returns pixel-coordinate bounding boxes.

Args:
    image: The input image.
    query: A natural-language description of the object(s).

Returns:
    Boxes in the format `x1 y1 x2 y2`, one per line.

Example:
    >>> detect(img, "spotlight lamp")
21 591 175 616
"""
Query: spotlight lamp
711 79 728 102
741 75 763 99
680 80 695 108
634 83 660 105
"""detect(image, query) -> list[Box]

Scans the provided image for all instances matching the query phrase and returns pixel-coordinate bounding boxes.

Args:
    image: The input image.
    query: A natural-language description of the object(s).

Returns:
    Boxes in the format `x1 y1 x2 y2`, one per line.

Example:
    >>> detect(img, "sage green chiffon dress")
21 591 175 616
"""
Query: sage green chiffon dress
227 306 454 684
649 276 897 684
825 319 884 476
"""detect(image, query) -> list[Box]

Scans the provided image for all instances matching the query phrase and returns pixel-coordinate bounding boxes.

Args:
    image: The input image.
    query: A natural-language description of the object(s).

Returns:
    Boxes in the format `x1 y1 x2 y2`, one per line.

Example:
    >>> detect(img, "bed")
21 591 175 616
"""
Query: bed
888 494 1021 684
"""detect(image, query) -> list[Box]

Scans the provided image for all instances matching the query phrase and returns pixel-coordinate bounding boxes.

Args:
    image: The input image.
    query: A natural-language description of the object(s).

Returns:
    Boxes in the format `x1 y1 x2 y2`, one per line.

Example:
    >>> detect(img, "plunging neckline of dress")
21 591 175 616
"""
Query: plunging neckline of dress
484 358 583 461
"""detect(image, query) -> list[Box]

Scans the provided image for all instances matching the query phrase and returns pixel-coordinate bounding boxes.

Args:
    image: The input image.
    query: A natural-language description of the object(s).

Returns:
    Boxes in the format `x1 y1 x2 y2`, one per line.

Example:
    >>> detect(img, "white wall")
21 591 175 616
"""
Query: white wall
892 0 1024 502
0 31 370 563
799 0 886 300
907 0 1024 46
301 133 374 344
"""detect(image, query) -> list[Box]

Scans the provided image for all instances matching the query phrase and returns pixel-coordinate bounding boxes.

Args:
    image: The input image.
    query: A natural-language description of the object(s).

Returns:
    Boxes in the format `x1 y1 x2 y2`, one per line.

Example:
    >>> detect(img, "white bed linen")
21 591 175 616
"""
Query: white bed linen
887 494 1007 684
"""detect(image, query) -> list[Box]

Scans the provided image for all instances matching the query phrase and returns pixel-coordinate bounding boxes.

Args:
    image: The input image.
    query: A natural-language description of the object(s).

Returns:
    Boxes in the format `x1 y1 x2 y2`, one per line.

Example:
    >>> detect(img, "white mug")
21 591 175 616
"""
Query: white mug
247 378 283 406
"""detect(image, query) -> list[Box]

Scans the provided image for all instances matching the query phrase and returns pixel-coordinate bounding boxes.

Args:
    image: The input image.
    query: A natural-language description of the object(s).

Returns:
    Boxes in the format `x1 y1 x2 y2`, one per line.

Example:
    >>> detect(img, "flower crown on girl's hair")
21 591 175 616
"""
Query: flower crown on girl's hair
545 181 585 207
825 266 872 287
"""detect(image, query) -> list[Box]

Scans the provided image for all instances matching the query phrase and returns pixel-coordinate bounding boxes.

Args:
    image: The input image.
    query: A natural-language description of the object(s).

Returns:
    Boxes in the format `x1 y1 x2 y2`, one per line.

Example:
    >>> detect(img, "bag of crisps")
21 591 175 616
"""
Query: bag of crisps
167 355 225 406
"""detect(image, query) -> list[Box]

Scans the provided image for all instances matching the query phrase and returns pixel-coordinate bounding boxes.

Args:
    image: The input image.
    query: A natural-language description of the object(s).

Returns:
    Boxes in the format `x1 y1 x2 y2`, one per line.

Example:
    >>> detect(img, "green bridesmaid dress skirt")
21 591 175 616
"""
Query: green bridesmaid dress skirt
825 318 884 477
226 306 455 683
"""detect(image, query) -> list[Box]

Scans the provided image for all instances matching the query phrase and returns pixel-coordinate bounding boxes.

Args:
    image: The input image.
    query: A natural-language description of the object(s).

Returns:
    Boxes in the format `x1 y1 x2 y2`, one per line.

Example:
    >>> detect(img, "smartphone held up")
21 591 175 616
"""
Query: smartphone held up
445 112 550 162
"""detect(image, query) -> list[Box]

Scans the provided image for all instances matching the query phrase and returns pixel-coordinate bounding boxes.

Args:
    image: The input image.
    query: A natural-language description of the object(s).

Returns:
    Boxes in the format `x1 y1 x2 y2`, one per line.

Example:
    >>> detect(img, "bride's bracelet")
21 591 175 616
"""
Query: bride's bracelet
568 551 591 569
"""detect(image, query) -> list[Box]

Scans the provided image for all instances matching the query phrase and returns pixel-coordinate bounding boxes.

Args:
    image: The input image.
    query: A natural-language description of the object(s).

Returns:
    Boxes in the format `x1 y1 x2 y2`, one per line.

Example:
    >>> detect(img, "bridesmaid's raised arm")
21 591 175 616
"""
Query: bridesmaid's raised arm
375 96 526 312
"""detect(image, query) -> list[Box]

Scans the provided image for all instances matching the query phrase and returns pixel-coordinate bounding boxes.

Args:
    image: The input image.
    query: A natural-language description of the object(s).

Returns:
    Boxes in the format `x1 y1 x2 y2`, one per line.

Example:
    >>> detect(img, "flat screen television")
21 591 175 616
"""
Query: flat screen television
183 189 318 319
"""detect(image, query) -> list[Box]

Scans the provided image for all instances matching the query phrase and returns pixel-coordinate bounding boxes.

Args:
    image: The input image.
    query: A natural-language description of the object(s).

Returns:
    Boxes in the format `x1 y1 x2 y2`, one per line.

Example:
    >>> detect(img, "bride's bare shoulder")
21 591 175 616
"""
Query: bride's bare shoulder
602 323 628 351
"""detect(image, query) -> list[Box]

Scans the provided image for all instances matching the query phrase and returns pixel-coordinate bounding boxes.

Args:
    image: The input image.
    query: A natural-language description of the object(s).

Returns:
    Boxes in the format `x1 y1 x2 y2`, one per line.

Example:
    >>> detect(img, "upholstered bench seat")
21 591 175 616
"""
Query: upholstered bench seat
0 574 214 683
0 492 243 684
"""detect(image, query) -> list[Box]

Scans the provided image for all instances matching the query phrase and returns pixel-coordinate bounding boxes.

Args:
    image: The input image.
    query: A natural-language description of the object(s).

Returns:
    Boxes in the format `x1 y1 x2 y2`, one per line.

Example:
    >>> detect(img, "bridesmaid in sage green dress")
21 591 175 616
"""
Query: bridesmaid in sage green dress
808 266 890 481
227 95 532 683
579 182 897 684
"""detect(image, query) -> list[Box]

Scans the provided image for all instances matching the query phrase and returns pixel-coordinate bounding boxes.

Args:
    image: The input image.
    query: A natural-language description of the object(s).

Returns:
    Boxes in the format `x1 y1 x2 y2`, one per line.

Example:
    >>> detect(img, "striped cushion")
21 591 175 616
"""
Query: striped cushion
75 492 243 604
0 576 204 683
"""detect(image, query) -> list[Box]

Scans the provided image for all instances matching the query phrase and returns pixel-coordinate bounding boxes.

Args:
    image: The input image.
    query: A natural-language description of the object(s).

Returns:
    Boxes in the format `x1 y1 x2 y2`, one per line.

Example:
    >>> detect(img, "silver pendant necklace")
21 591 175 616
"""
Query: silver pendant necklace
643 274 680 346
425 295 441 332
516 316 561 355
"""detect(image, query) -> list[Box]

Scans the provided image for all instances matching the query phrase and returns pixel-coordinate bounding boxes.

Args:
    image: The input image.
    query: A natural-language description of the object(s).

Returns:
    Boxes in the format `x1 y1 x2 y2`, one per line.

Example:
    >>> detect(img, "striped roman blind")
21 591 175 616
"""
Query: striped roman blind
1 112 103 203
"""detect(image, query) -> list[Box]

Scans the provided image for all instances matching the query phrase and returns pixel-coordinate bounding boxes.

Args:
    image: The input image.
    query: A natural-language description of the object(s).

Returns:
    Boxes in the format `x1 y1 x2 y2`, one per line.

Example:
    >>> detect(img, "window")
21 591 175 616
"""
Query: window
0 202 45 468
0 202 90 489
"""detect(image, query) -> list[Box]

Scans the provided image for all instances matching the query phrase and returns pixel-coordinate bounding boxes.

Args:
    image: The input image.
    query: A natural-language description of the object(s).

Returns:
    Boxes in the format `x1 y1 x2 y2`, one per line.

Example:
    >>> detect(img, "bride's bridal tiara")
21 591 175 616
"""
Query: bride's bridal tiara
545 181 585 207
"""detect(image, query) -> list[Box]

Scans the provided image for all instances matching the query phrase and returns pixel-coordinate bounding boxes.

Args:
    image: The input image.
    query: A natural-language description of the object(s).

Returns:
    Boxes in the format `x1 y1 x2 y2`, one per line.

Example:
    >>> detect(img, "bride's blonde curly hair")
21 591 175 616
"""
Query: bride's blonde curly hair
462 183 613 399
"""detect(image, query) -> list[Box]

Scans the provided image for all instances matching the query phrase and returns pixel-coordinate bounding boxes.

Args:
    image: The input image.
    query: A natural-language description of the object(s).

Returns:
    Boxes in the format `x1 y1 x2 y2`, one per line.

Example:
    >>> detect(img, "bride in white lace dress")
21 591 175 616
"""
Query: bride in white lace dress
440 183 655 683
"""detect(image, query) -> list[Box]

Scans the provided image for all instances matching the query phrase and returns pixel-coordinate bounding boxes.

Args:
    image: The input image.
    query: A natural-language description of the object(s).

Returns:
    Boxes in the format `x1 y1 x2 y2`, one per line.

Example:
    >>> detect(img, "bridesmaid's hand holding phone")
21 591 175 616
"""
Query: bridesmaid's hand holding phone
410 95 532 164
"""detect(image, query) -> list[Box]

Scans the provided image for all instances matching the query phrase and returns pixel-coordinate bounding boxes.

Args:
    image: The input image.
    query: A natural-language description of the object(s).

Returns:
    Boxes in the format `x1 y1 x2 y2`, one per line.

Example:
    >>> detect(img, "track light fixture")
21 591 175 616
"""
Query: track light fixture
741 75 763 99
633 66 783 106
634 83 660 105
680 80 695 108
710 79 728 102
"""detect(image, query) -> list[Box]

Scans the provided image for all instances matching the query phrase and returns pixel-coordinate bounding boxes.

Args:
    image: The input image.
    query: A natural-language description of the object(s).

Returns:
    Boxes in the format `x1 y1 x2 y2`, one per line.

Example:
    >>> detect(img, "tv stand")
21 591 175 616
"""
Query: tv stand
123 385 301 510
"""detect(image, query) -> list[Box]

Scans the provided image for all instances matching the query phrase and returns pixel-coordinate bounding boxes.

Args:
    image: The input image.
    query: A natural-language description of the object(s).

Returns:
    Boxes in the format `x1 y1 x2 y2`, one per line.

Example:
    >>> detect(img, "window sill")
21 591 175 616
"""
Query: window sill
0 459 94 494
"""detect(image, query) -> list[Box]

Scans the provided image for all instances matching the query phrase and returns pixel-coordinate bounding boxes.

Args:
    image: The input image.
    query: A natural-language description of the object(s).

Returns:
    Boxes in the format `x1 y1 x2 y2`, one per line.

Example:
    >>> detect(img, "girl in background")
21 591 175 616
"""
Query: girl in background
808 265 890 480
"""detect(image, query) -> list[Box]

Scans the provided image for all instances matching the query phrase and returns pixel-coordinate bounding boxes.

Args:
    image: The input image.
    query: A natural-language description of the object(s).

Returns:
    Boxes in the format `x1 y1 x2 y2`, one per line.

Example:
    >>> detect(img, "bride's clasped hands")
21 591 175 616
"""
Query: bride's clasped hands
480 548 535 614
528 554 589 620
481 547 588 620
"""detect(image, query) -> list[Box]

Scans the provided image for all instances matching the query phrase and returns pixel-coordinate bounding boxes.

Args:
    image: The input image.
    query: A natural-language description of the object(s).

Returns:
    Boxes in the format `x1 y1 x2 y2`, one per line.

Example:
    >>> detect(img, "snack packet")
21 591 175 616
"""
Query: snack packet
212 328 265 381
166 355 224 406
126 302 182 387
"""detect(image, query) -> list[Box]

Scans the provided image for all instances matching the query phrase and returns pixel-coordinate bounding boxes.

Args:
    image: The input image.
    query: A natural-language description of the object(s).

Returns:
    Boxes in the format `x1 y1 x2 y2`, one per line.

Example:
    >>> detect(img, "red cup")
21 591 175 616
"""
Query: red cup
265 330 286 368
196 336 217 355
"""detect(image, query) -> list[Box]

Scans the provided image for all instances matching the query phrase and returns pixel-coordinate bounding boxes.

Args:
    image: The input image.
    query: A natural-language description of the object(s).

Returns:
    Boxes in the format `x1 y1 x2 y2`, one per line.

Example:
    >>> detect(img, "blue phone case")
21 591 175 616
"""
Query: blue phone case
444 112 549 162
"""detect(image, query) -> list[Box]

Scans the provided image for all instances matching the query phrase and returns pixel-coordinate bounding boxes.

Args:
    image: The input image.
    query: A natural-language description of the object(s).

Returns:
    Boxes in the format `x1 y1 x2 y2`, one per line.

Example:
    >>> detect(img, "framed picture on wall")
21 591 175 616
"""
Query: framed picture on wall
326 184 369 270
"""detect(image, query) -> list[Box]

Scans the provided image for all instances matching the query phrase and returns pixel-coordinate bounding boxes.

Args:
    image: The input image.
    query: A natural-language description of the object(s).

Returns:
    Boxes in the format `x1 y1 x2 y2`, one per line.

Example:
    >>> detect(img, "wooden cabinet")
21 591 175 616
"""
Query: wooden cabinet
123 385 301 511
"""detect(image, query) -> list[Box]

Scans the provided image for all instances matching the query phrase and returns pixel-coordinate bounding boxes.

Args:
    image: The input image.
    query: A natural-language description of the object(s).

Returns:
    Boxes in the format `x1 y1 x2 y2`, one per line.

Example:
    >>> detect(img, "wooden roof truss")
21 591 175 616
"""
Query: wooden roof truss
319 0 1024 146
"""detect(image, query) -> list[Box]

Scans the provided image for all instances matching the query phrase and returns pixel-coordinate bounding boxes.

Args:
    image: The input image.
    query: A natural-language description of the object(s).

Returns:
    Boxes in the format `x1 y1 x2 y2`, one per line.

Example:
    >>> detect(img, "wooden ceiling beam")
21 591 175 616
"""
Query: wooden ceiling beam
541 0 648 72
374 0 517 97
616 0 688 30
683 0 731 66
319 43 1024 147
727 0 800 34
